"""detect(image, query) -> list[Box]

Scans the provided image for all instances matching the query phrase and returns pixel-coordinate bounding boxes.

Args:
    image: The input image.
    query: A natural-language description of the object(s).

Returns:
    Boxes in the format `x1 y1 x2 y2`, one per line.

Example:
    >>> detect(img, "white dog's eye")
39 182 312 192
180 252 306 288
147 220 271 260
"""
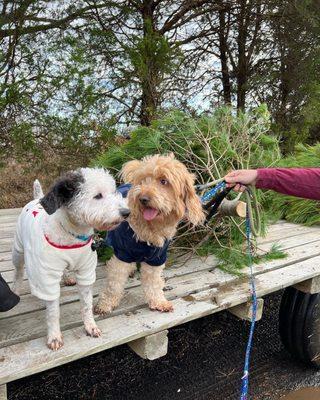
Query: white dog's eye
160 179 168 185
94 193 103 199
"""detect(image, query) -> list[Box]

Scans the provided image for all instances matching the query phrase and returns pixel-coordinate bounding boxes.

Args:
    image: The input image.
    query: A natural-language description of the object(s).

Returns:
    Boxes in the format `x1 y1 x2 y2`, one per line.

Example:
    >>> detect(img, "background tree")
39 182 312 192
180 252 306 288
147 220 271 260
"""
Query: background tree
1 0 320 207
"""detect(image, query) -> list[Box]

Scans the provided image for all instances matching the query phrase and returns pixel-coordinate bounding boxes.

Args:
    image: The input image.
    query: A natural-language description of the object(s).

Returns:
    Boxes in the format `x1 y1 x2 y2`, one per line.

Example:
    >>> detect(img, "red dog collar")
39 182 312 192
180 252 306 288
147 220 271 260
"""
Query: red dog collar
44 234 92 249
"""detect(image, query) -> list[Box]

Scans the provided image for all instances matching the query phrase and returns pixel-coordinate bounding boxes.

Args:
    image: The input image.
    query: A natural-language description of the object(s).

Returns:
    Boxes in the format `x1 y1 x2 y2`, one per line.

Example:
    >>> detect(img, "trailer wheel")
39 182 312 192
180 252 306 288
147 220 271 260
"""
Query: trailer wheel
279 286 299 354
279 286 320 368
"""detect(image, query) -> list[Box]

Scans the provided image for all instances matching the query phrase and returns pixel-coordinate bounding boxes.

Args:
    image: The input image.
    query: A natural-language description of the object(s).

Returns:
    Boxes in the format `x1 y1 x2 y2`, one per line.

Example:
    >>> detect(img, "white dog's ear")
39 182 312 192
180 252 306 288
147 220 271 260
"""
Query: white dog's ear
40 171 84 215
184 174 205 226
120 160 142 183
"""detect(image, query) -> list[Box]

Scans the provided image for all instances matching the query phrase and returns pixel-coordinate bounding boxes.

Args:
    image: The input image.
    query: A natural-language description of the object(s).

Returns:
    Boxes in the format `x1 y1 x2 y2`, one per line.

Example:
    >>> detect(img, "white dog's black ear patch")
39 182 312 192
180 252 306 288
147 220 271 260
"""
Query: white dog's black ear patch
40 171 84 215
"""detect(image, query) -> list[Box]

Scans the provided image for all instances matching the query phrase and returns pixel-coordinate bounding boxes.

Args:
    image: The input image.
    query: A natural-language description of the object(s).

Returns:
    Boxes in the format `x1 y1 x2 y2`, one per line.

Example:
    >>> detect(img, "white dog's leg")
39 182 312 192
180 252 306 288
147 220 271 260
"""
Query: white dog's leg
94 255 136 315
46 299 63 351
141 263 173 312
78 284 101 337
12 247 24 296
62 267 76 286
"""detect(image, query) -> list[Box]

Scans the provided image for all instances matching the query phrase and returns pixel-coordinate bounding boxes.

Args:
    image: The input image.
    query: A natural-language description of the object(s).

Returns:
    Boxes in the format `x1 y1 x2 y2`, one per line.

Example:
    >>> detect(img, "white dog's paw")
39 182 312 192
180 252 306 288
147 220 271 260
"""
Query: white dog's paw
63 277 76 286
149 300 174 313
85 323 101 338
12 283 22 296
47 333 63 351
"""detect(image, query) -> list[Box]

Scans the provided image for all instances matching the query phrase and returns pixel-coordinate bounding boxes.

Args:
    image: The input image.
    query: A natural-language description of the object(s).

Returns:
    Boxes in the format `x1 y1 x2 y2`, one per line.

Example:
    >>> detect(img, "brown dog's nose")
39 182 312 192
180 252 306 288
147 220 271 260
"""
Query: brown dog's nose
139 195 150 205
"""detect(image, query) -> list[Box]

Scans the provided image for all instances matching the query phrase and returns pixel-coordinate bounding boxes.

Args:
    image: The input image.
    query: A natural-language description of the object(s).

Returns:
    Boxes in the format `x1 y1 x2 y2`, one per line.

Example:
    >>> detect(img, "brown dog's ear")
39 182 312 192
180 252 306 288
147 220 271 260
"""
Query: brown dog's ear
184 173 205 226
120 160 142 183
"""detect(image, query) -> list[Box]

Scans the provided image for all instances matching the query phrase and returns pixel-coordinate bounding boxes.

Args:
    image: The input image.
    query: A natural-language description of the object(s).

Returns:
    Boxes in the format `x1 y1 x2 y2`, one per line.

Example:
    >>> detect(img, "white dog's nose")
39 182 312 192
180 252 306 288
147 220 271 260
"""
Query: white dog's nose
119 208 130 218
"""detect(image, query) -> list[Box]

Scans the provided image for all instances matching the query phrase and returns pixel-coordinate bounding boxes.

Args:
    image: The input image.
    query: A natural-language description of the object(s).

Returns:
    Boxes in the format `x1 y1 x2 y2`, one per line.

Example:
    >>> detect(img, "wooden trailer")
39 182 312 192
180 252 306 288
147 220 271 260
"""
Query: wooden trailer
1 208 320 400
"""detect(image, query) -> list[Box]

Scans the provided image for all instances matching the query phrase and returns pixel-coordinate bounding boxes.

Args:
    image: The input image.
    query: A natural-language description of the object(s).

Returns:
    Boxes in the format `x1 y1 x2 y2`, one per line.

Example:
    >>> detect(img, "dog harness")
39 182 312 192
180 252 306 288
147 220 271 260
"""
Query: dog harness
105 184 170 266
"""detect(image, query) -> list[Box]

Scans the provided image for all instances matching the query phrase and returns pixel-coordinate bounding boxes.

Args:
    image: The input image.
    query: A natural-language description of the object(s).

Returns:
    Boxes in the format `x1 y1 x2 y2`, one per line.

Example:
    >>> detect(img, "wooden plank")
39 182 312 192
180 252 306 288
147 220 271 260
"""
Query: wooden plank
229 298 264 321
0 225 320 283
128 330 168 360
3 251 320 350
0 208 21 214
0 238 13 246
0 220 18 227
294 276 320 294
0 244 12 257
0 218 311 238
0 254 11 263
0 268 225 348
2 254 320 385
0 217 18 225
0 232 15 239
0 223 16 229
0 384 7 400
258 231 320 253
4 235 320 317
0 262 14 273
0 256 217 319
258 225 320 245
2 251 217 285
0 208 21 216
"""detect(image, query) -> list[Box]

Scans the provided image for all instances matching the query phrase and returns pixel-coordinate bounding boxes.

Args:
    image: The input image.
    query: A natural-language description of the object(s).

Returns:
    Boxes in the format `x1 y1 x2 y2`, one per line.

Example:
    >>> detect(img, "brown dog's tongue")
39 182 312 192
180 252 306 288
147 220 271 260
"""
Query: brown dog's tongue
143 207 158 221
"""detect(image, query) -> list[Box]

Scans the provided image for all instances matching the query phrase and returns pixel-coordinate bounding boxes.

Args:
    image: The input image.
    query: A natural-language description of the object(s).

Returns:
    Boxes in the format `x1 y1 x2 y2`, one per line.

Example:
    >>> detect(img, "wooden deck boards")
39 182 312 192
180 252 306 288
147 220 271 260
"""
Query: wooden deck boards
1 208 320 388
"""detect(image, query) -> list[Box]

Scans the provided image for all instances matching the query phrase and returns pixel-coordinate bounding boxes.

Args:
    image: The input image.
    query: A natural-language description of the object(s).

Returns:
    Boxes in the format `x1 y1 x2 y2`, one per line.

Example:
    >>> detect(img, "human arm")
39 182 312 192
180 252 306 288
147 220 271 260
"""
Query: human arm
225 168 320 200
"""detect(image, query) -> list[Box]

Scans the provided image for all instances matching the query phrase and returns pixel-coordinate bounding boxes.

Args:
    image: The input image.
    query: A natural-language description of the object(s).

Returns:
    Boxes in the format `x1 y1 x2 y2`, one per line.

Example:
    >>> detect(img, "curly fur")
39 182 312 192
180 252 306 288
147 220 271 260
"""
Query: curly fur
95 154 205 315
12 167 129 350
121 153 205 247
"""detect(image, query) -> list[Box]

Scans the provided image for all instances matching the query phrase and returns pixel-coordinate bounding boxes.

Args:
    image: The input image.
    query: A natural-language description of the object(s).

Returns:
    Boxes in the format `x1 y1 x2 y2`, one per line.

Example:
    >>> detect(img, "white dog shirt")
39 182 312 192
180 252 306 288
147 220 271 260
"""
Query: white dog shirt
14 200 97 301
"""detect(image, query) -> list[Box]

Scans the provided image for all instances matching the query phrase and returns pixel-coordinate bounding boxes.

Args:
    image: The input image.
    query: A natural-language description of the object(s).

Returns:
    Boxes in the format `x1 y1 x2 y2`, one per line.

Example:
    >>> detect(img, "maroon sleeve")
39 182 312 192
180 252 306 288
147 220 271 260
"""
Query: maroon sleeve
256 168 320 200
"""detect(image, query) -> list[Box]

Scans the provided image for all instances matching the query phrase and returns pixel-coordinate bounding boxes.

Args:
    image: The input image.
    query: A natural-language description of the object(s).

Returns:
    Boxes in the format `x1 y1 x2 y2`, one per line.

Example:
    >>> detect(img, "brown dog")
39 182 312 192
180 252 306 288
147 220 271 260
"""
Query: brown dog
95 154 205 314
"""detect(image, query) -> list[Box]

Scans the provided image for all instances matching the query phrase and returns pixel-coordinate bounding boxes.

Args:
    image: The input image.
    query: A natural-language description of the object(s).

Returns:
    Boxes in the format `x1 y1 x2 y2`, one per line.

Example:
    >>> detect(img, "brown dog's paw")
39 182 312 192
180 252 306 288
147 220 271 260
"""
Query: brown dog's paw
47 333 64 351
149 300 174 313
94 303 113 316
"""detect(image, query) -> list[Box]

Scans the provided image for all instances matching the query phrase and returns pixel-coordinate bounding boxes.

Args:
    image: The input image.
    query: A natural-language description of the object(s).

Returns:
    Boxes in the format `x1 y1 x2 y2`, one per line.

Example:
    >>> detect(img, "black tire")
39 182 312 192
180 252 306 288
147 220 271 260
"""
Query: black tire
303 292 320 368
279 286 299 354
291 291 311 362
279 286 320 368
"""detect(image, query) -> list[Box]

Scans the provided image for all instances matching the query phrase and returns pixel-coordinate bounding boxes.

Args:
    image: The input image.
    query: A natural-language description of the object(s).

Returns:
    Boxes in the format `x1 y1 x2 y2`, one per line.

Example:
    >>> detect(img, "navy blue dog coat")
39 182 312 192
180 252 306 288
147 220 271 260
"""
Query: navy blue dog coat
105 184 170 266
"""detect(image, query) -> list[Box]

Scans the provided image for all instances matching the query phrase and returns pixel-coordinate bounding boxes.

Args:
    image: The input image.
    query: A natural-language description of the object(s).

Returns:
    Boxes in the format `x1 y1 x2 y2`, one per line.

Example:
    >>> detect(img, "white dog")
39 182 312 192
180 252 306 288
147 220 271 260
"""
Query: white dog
12 168 129 350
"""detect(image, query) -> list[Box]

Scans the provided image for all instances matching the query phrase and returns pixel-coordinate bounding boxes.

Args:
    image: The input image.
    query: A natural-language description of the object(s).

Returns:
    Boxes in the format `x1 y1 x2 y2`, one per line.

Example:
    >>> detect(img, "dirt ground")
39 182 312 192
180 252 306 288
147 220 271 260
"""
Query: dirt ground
7 292 320 400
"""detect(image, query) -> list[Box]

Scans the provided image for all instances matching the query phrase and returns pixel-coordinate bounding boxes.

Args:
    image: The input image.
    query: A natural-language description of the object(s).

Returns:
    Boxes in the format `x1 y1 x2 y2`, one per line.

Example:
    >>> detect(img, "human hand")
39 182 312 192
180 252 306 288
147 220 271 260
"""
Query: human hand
224 169 258 192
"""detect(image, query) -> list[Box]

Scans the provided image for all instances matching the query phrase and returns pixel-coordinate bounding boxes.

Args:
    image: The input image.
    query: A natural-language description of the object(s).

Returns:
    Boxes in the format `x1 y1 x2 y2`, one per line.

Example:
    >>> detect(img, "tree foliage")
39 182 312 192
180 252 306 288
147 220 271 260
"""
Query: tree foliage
1 0 320 206
96 106 281 272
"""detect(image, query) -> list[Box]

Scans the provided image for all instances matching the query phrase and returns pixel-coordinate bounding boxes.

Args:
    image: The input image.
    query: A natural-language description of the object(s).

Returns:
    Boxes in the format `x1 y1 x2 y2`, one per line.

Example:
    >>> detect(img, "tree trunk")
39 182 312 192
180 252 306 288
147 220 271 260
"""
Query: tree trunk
236 0 247 111
218 9 232 104
139 0 158 126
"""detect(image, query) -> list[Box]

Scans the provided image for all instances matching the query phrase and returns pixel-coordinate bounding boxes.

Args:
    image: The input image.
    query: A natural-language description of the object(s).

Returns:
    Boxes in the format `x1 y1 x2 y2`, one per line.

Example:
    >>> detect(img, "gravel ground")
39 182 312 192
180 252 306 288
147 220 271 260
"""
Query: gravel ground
7 291 320 400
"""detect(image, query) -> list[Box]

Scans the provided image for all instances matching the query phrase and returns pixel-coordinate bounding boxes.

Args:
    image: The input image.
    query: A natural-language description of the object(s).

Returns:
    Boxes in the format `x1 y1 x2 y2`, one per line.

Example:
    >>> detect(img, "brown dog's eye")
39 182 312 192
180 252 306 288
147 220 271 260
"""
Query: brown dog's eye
94 193 103 199
160 179 168 185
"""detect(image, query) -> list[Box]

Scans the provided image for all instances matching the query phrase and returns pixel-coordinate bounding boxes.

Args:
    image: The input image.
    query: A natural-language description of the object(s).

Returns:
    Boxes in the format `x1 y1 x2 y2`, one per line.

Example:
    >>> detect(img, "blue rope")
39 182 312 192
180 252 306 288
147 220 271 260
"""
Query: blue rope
201 181 226 202
201 183 257 400
240 201 258 400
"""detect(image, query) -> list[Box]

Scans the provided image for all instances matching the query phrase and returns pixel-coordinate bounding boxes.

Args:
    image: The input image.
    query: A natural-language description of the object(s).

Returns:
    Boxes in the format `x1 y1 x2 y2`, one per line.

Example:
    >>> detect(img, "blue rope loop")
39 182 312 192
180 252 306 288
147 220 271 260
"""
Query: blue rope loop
201 181 226 203
240 197 258 400
200 182 258 400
